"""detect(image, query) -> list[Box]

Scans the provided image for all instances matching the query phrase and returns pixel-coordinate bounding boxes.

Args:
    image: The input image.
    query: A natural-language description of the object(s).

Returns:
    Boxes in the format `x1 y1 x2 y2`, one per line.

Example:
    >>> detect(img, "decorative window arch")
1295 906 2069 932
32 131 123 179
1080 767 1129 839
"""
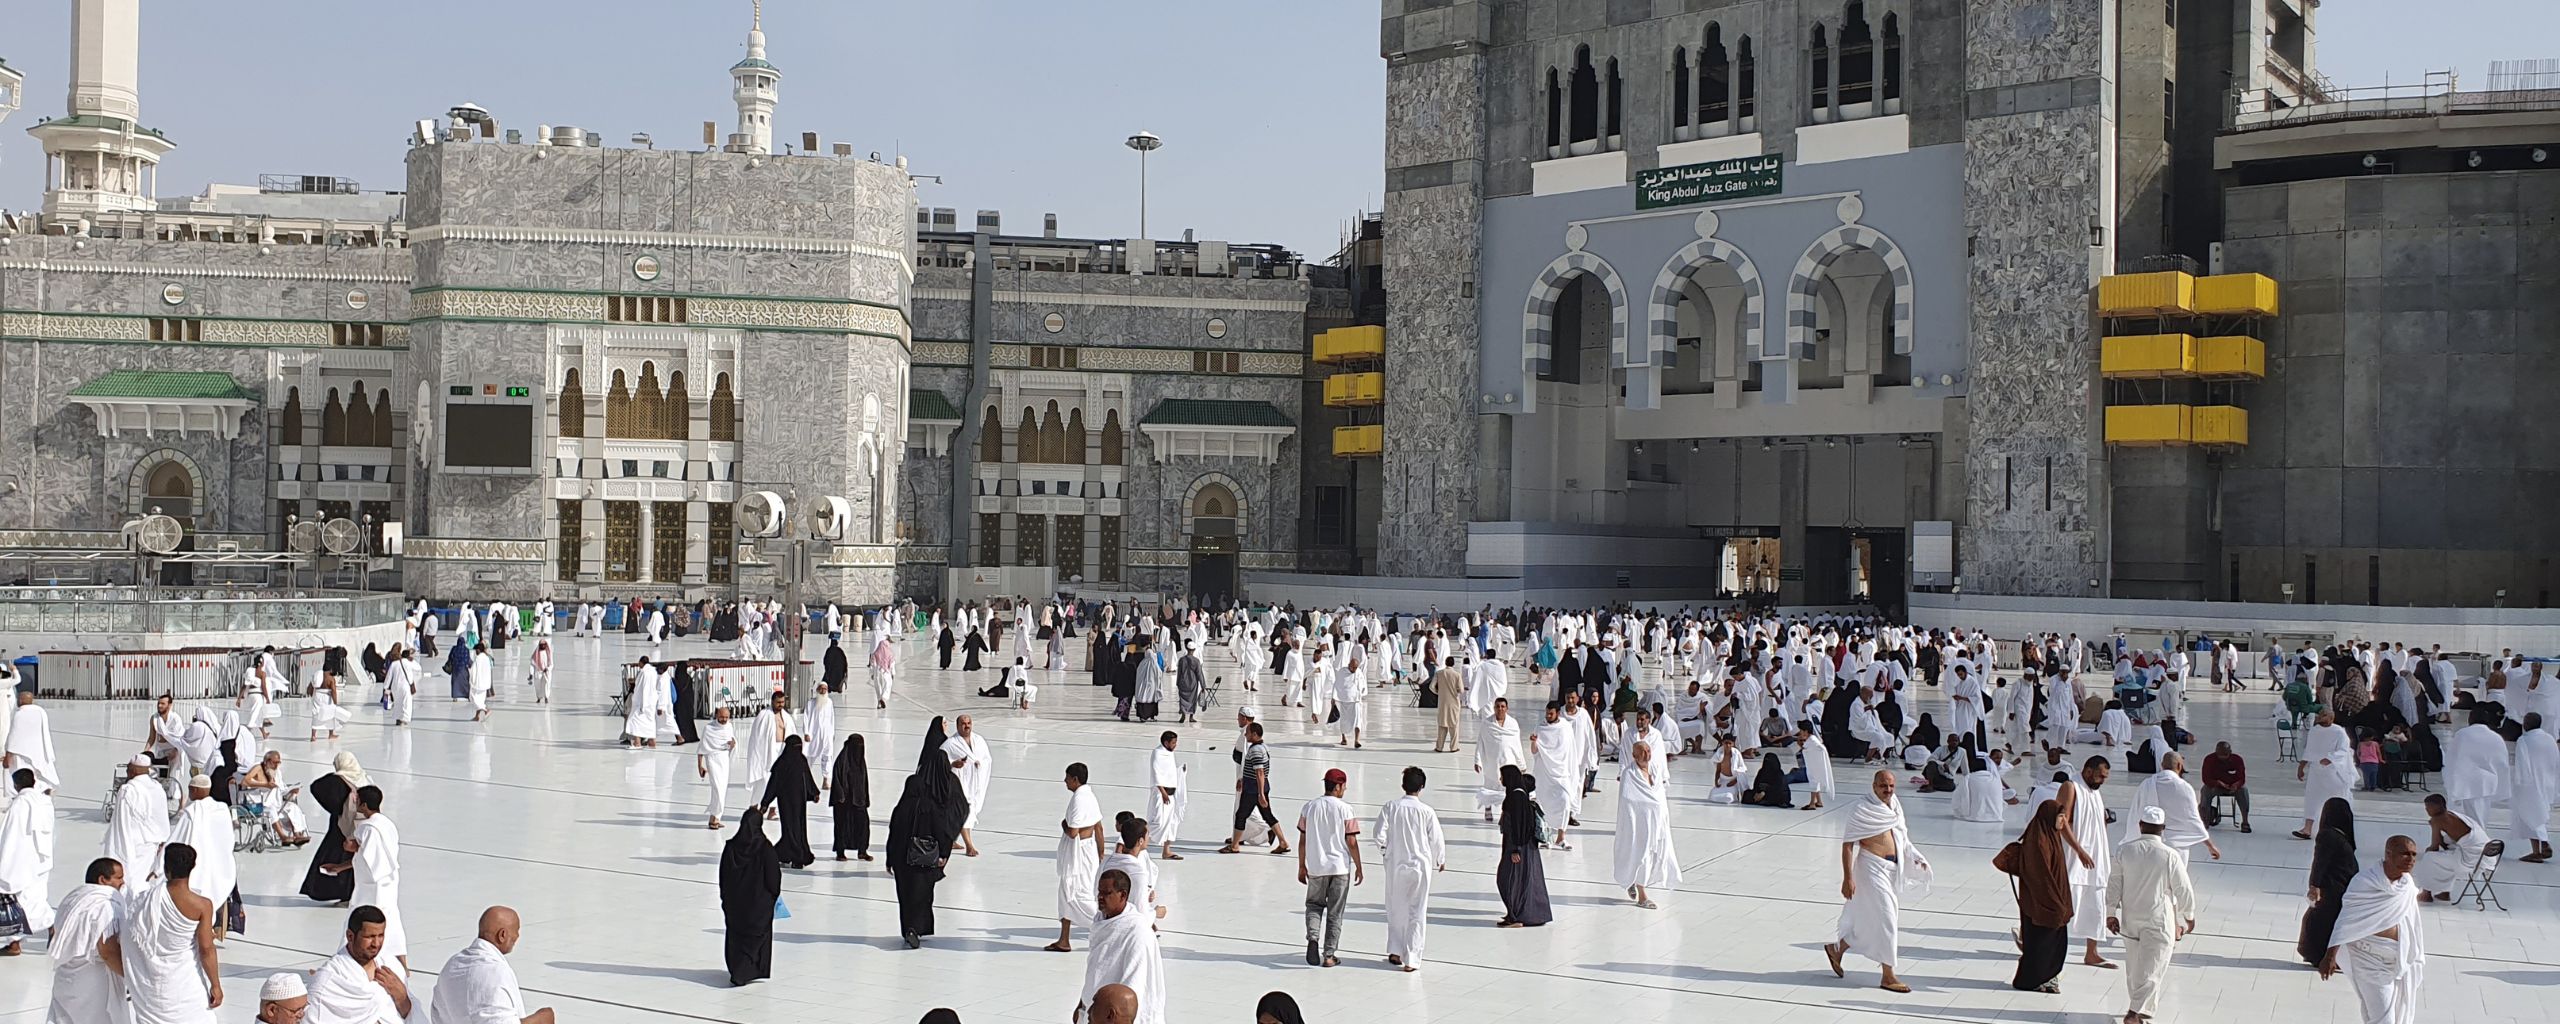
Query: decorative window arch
605 369 632 437
321 387 347 446
1064 408 1089 466
1016 408 1040 464
664 370 690 440
373 387 394 447
1786 219 1916 358
126 449 206 518
1100 410 1125 466
629 362 665 440
1181 472 1248 540
280 386 304 446
709 372 737 442
559 368 585 438
346 380 374 449
979 405 1005 464
1038 401 1066 464
1520 248 1629 386
1648 234 1768 367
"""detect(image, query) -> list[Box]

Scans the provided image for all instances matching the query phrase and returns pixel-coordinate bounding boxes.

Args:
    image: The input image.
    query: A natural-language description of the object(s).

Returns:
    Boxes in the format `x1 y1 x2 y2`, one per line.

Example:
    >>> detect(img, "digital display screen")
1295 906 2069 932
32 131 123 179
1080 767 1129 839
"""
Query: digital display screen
448 385 473 396
443 403 535 468
504 386 531 398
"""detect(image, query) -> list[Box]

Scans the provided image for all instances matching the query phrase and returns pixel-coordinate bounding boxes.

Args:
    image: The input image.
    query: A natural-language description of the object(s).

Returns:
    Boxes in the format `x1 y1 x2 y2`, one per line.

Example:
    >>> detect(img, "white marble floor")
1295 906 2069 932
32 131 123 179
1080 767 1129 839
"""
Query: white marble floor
4 632 2555 1024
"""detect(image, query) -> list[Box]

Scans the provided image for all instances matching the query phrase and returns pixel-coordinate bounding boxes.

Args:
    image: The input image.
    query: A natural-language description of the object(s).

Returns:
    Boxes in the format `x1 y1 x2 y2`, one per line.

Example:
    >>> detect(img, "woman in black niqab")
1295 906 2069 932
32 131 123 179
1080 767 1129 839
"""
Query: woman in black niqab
2296 797 2360 964
830 734 873 861
886 716 971 948
759 735 820 868
718 806 783 986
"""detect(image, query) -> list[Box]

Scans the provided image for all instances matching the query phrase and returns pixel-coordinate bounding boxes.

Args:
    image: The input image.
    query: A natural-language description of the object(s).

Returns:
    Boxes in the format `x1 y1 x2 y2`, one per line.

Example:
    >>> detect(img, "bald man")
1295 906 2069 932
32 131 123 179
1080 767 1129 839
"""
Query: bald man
1088 984 1139 1024
428 907 553 1024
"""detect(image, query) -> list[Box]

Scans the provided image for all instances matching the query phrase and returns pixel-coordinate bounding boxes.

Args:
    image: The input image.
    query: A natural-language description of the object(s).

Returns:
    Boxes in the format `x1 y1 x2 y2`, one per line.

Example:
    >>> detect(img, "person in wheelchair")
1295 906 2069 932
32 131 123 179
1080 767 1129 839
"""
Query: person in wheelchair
237 750 312 848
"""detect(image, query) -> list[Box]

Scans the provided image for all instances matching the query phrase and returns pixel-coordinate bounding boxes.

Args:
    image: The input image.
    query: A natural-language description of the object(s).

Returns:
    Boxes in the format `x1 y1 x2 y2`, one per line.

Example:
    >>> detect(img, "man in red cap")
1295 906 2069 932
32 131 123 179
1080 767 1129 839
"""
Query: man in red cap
1295 767 1363 967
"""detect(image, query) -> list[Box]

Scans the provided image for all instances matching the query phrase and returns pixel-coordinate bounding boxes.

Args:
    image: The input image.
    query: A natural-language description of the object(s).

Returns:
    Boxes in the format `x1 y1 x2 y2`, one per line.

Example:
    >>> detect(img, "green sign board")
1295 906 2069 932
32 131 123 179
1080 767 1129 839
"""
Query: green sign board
504 386 531 398
1635 153 1784 210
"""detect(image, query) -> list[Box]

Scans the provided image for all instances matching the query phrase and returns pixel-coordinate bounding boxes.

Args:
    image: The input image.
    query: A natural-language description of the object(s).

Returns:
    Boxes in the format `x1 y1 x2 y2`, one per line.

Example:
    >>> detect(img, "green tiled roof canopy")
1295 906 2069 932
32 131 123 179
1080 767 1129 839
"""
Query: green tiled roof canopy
909 389 960 422
68 370 253 401
1139 399 1292 428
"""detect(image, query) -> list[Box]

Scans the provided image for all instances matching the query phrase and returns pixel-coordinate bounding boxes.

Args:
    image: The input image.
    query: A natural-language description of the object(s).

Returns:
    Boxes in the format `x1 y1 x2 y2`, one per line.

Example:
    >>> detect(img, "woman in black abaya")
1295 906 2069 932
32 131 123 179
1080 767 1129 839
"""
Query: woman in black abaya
829 734 872 861
1494 765 1552 927
2296 797 2359 965
758 736 820 869
297 752 366 904
717 806 783 986
886 717 971 948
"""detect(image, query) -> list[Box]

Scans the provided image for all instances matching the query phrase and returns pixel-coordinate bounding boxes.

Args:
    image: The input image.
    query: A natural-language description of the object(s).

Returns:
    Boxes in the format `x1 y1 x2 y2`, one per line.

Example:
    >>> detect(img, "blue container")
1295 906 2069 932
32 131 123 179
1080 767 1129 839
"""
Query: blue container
9 655 35 694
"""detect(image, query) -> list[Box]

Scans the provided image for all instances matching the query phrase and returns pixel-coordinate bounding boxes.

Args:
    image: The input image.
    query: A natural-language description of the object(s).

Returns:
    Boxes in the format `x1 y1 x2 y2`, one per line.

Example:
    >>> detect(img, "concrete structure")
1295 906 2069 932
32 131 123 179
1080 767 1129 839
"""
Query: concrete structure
24 0 173 222
2204 78 2560 608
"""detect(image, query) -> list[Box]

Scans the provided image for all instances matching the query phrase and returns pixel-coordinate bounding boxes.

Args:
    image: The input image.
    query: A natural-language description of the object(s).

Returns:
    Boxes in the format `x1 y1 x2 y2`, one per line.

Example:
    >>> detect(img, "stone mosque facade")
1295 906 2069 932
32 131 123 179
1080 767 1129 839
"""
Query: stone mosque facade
0 0 1322 606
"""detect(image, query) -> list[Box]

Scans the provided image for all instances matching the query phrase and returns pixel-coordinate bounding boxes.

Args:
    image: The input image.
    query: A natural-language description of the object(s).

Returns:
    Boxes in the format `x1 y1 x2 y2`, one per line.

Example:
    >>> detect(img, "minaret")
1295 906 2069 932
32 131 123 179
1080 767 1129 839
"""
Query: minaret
0 56 23 129
728 0 779 155
27 0 173 223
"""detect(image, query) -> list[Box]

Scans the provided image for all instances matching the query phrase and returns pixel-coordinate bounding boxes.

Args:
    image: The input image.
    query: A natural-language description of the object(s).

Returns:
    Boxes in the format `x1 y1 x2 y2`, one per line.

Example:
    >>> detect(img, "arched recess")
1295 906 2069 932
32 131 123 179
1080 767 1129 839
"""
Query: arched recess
1519 249 1629 399
1786 221 1913 358
558 368 585 439
1181 472 1248 538
127 449 206 521
1648 234 1767 402
373 388 394 447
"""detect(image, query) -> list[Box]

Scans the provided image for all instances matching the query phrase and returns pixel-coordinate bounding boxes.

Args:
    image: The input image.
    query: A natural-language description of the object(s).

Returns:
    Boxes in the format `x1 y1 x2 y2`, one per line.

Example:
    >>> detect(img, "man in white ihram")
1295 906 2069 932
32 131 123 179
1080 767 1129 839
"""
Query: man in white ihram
304 906 410 1024
46 856 128 1024
1824 769 1929 994
2294 710 2358 839
2320 835 2425 1024
428 906 555 1024
164 777 237 936
2117 753 2220 862
1375 766 1446 972
5 689 59 794
941 716 994 857
1149 732 1187 859
2107 806 2197 1024
107 842 221 1024
2441 709 2510 828
103 755 172 877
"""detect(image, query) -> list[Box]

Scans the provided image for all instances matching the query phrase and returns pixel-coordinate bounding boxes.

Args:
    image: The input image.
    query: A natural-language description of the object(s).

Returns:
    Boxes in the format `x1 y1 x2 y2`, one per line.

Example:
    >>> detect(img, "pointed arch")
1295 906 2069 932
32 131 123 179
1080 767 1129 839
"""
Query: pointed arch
280 387 304 446
346 381 374 450
559 367 585 438
1064 408 1089 466
1037 400 1066 464
373 387 394 447
1519 249 1630 387
1786 221 1915 358
709 371 737 442
321 387 348 446
631 362 665 440
664 370 690 441
1100 409 1125 466
1016 408 1039 464
606 369 632 437
979 405 1005 464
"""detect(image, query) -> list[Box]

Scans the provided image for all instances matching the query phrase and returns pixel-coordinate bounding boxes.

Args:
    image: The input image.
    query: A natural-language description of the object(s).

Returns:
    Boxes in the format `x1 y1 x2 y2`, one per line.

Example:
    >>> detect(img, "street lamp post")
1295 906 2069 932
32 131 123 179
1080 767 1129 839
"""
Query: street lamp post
1125 131 1163 239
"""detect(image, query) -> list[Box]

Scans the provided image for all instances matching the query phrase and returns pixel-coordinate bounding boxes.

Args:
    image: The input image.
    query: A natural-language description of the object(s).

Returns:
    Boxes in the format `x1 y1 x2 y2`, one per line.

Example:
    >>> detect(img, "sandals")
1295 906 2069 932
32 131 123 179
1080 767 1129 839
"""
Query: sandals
1880 980 1912 993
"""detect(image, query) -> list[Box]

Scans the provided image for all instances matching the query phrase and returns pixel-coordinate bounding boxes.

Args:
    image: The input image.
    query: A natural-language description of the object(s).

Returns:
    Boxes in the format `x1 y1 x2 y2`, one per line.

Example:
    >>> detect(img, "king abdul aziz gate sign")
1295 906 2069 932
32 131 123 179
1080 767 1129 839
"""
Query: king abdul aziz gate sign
1635 154 1784 210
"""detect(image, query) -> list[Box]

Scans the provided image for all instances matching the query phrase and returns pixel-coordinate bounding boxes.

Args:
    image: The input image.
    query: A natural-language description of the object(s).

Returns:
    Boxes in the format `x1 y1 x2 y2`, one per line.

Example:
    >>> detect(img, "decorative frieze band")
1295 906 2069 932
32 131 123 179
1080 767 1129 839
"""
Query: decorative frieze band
415 289 908 341
1120 548 1301 571
912 340 1299 377
402 538 548 562
407 224 911 276
0 257 412 285
0 311 401 348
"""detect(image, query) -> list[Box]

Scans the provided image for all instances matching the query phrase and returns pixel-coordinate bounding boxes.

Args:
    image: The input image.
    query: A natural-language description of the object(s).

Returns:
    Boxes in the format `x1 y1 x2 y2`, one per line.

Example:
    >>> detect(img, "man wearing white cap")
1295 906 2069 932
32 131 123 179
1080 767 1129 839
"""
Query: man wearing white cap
257 972 310 1024
2107 805 2198 1024
165 776 237 936
104 756 172 879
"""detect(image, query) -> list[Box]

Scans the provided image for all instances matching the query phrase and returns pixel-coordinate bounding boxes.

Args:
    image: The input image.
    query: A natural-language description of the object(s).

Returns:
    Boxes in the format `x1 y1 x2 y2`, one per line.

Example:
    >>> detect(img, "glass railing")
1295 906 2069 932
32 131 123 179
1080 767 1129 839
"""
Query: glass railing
0 589 406 636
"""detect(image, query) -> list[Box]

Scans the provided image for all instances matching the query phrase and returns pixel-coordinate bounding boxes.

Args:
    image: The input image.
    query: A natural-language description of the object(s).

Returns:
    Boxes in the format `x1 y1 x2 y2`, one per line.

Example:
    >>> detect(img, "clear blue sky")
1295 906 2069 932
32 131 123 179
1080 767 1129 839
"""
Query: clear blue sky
2 1 2550 256
0 0 1386 256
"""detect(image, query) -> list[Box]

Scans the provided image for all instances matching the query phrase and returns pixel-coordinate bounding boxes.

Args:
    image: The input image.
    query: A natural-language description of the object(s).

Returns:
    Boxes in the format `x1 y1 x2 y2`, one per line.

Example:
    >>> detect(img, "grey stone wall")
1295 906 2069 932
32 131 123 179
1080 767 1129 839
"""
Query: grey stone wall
402 141 914 603
0 235 412 542
1380 12 1489 578
2214 171 2560 607
1958 0 2111 598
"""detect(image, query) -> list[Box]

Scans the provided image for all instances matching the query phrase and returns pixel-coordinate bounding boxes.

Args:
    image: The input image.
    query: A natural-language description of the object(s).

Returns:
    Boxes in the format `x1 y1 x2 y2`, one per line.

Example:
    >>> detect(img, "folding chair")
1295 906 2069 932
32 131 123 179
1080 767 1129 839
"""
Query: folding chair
2273 715 2302 762
2205 789 2240 826
2457 840 2507 912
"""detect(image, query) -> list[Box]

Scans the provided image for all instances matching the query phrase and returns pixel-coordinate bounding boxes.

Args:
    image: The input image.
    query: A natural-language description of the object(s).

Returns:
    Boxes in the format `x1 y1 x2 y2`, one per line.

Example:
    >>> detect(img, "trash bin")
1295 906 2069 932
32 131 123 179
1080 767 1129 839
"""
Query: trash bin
9 655 35 695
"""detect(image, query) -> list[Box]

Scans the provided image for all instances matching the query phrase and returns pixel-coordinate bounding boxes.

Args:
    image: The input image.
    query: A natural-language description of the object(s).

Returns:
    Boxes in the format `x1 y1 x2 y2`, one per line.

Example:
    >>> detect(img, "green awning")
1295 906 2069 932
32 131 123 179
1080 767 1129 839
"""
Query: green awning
68 370 253 401
1139 399 1292 428
909 388 961 422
